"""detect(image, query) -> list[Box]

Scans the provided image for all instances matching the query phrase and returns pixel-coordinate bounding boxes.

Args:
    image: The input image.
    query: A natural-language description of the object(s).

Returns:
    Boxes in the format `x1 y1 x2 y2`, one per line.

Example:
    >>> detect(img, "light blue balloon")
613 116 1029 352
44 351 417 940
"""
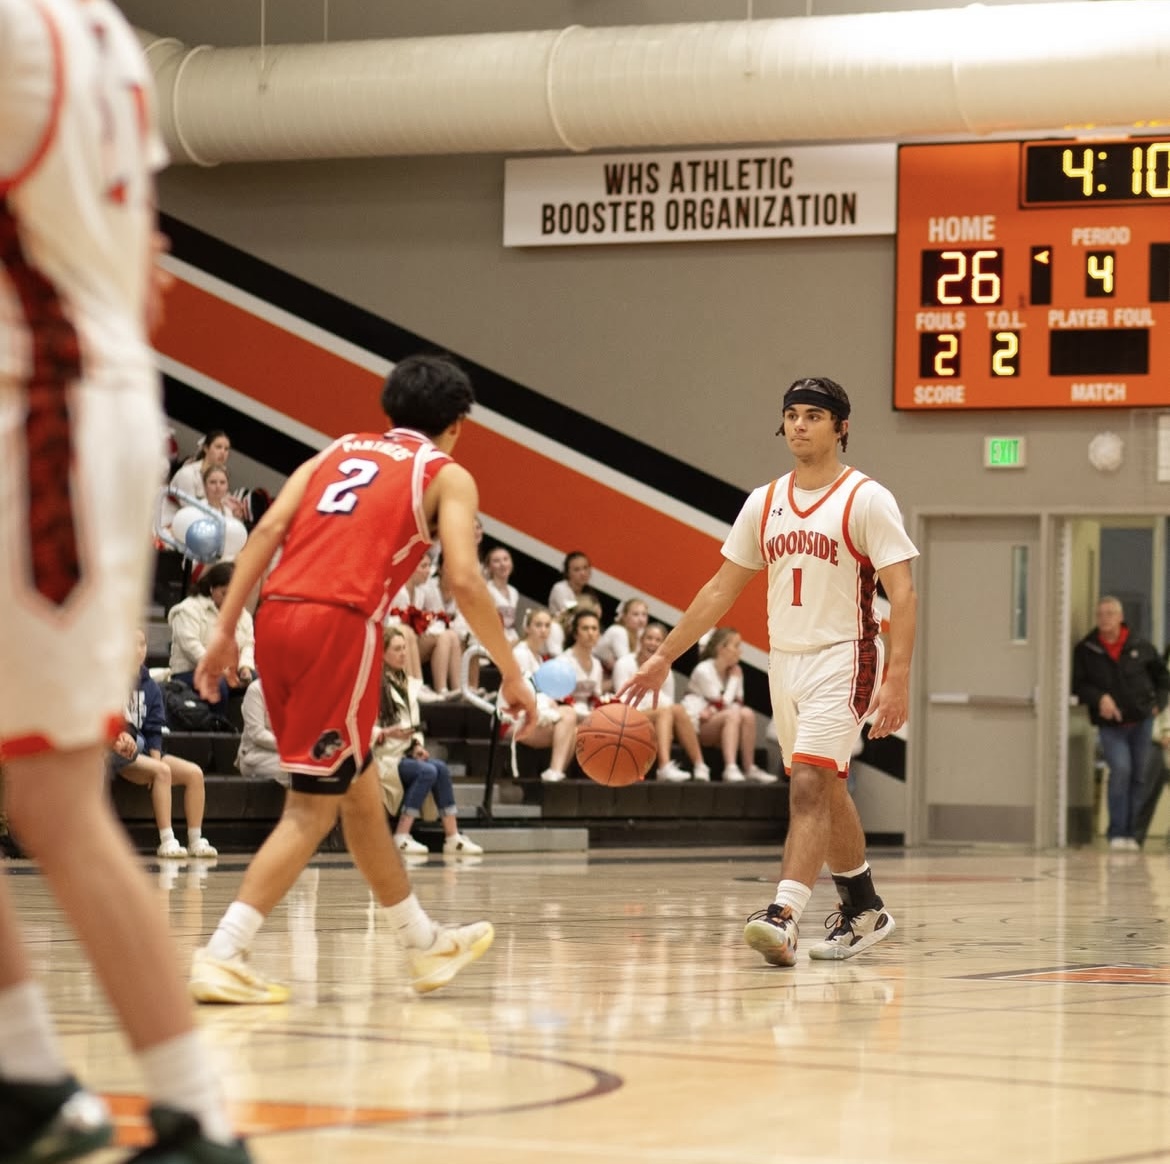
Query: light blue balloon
533 655 576 700
185 517 225 564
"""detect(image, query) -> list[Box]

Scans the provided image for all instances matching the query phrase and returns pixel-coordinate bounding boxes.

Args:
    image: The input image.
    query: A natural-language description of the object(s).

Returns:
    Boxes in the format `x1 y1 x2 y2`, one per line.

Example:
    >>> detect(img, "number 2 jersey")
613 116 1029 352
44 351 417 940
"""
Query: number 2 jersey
261 428 452 619
721 467 918 653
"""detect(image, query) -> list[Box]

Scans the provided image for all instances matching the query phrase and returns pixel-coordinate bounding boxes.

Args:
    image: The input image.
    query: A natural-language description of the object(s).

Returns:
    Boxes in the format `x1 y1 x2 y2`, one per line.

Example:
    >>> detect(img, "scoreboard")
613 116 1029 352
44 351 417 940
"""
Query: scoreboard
894 139 1170 410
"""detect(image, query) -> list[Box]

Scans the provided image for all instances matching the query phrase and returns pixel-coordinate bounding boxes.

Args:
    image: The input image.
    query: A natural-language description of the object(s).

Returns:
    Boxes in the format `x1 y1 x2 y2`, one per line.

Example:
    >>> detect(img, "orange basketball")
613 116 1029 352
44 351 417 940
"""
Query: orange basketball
575 702 657 787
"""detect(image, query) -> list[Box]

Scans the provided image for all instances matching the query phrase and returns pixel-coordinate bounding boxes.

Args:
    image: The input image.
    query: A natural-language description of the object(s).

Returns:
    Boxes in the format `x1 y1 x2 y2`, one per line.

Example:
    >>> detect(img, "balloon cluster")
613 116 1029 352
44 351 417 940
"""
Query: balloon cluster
170 506 248 565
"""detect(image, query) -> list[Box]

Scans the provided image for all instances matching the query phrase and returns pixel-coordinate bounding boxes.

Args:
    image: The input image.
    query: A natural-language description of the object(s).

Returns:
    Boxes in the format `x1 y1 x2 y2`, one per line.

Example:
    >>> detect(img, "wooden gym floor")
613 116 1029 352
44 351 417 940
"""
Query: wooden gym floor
7 842 1170 1164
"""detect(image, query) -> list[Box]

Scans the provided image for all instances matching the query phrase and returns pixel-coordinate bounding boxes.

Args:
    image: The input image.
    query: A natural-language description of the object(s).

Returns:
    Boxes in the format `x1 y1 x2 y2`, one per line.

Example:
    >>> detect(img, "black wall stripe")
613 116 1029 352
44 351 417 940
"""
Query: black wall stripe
161 213 746 523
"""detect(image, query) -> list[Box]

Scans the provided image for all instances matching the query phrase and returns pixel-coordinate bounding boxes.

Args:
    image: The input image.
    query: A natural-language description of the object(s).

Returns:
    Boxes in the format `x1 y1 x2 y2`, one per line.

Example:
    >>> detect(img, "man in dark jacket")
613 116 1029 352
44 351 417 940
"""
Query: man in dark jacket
1072 596 1170 849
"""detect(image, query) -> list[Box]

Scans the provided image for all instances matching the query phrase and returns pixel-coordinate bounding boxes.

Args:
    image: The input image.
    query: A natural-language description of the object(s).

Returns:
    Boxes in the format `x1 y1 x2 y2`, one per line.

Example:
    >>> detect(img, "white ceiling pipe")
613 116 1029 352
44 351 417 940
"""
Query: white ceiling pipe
136 2 1170 166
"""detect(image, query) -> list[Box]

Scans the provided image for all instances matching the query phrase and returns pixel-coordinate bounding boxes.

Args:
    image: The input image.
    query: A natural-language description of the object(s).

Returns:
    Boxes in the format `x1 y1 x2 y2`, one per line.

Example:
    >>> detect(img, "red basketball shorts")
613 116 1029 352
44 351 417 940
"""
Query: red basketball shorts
255 599 381 792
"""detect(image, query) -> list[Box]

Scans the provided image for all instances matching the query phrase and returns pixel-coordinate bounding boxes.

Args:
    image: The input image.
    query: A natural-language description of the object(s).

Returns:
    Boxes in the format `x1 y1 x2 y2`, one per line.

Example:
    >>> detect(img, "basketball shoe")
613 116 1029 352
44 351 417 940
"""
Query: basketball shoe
807 905 896 961
122 1106 251 1164
743 904 798 967
407 920 495 994
0 1075 112 1164
189 948 290 1004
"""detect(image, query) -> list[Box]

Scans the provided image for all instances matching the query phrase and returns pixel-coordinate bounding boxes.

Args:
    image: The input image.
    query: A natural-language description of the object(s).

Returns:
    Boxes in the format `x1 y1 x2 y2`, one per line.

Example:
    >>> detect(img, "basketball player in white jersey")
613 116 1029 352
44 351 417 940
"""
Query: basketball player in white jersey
620 377 917 966
0 2 250 1161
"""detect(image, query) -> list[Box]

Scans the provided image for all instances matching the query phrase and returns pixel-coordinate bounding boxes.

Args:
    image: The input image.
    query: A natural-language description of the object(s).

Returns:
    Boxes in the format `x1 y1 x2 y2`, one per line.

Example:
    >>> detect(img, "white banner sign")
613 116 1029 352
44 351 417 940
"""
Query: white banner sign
503 144 896 247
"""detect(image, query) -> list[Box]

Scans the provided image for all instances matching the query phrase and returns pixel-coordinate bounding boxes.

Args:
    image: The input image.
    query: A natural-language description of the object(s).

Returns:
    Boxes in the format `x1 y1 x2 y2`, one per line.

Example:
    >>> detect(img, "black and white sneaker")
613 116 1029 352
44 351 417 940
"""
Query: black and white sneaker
807 905 895 961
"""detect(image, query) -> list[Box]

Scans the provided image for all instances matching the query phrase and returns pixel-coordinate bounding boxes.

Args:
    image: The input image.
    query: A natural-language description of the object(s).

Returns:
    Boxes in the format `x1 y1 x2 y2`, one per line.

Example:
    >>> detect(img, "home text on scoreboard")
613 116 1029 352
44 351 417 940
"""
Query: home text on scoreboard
894 139 1170 410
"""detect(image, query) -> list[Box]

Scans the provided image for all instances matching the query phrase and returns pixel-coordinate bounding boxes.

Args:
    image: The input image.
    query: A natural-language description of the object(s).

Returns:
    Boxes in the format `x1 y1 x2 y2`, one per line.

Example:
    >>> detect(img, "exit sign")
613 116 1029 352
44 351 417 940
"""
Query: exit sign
984 436 1026 468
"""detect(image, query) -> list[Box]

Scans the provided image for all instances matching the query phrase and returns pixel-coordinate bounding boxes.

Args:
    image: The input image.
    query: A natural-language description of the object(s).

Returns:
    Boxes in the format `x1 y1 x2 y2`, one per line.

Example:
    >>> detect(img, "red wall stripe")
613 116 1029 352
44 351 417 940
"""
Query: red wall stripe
154 276 770 650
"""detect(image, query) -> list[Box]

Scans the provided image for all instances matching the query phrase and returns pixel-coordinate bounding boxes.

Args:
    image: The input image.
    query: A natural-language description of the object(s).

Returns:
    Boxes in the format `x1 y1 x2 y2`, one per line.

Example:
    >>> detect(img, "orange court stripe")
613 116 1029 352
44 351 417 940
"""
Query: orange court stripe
155 272 771 651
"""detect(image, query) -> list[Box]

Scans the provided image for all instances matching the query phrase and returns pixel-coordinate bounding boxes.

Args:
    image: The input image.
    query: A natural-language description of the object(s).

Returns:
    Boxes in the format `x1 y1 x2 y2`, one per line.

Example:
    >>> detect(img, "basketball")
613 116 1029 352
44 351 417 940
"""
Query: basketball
575 702 657 787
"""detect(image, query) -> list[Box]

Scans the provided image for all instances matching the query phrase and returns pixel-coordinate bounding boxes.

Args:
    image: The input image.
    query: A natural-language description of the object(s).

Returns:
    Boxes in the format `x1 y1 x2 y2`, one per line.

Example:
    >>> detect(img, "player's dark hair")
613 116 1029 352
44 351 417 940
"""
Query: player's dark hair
777 376 851 452
562 550 590 578
381 354 475 437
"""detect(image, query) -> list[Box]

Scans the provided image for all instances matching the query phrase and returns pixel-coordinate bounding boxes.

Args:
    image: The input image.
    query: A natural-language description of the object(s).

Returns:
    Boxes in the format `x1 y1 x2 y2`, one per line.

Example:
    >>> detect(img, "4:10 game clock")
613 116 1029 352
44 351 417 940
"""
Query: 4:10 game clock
894 139 1170 410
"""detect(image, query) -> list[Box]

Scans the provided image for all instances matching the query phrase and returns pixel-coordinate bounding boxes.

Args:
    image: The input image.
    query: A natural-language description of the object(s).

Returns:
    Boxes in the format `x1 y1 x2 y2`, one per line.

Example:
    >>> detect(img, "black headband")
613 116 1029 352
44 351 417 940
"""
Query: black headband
781 387 850 418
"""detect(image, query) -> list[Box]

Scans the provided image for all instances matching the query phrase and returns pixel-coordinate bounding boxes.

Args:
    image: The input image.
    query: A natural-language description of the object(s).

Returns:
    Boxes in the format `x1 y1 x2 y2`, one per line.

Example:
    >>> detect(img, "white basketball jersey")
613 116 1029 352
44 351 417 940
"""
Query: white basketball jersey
722 467 918 653
0 0 164 385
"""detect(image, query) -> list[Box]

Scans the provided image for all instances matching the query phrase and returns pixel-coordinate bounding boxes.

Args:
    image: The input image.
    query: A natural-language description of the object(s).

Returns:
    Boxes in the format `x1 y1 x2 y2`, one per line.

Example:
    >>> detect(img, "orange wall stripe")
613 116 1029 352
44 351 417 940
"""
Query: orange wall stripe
155 276 770 650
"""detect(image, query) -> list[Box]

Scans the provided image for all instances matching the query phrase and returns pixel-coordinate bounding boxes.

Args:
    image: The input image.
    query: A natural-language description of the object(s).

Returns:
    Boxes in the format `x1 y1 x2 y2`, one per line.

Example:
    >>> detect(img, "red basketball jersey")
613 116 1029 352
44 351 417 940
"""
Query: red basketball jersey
262 428 452 619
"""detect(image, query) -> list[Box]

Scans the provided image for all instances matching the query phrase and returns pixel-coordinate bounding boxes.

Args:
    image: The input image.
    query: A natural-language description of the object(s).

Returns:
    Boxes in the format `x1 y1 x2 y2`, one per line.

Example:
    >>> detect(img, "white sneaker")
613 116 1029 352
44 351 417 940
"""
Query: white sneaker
157 837 188 858
691 762 711 782
656 760 690 783
189 947 290 1004
808 905 896 961
188 837 218 858
722 763 746 783
443 832 484 855
416 685 443 704
407 920 495 994
745 765 779 784
395 833 429 855
540 768 566 783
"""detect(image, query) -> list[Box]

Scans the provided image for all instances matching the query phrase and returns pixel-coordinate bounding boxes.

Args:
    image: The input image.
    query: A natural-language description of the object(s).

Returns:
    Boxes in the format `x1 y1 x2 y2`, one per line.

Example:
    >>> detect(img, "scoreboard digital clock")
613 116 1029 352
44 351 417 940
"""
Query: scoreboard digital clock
894 139 1170 410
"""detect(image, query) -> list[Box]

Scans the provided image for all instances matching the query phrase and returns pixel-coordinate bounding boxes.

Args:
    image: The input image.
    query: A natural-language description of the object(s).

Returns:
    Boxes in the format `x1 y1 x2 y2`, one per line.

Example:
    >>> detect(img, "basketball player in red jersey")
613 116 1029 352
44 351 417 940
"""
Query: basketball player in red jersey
189 355 536 1002
620 377 917 967
0 2 254 1161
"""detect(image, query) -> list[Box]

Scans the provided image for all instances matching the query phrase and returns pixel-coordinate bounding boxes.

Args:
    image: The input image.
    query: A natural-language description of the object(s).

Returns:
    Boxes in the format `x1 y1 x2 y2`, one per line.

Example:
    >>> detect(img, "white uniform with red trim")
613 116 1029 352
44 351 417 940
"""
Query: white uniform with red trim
721 467 918 773
0 0 165 758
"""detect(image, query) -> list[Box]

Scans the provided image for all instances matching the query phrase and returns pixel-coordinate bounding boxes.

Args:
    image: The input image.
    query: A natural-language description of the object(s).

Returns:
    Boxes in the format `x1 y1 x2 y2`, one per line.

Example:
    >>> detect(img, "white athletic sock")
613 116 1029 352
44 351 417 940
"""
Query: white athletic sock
0 981 67 1082
187 828 202 845
205 901 265 961
773 879 813 924
380 893 435 949
139 1031 234 1145
158 827 176 846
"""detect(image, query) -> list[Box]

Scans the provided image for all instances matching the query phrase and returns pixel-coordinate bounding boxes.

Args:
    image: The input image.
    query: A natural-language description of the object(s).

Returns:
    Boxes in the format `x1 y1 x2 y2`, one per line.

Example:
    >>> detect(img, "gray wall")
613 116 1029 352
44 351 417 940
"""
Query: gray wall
119 0 1170 516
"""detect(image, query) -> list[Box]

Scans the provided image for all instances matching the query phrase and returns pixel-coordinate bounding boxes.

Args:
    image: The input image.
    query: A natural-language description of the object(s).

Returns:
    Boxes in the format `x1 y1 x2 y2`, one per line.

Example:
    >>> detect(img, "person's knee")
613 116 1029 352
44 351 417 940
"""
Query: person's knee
788 765 832 813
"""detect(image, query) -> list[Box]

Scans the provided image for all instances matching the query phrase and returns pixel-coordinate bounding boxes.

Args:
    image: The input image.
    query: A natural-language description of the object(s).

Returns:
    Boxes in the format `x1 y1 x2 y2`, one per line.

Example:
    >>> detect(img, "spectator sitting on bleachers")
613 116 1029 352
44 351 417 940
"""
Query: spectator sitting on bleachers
374 627 483 856
236 679 285 787
595 597 649 676
547 550 603 618
682 627 776 784
113 629 218 858
169 430 244 517
612 621 709 783
389 553 463 700
484 546 520 644
513 607 577 784
168 561 255 706
564 607 606 724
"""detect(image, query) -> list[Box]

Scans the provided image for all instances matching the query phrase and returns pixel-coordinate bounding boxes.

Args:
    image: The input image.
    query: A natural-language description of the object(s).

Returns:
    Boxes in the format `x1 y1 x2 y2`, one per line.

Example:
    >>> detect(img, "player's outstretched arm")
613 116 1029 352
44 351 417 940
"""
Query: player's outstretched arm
869 558 916 738
431 464 537 735
618 558 756 708
194 456 318 700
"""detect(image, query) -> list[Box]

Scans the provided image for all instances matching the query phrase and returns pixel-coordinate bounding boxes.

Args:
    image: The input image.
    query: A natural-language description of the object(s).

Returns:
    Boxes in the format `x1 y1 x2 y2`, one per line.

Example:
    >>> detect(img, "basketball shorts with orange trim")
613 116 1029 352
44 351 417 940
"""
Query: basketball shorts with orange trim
768 637 884 776
255 599 381 791
0 377 163 759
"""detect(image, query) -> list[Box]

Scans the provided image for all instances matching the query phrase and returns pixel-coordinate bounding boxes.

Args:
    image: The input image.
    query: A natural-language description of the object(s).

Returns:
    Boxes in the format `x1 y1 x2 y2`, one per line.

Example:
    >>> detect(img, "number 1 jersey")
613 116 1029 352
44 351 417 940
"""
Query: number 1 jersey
721 467 918 653
261 428 452 620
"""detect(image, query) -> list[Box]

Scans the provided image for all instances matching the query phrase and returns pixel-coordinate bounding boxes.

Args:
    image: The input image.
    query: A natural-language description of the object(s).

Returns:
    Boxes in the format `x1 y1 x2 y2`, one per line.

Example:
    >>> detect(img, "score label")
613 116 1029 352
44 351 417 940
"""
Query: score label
895 139 1170 410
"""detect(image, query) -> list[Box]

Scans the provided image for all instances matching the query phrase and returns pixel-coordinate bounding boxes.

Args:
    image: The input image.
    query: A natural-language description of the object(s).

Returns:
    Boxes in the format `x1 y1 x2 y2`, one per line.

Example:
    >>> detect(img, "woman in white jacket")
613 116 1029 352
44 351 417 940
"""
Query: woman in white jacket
167 561 255 703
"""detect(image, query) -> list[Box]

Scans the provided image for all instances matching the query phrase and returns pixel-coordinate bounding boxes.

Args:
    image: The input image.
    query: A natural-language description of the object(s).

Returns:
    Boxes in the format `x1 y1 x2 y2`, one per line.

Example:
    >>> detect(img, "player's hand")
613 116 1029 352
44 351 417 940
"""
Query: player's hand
194 628 239 702
868 676 909 739
498 672 538 740
617 653 668 710
113 732 137 758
